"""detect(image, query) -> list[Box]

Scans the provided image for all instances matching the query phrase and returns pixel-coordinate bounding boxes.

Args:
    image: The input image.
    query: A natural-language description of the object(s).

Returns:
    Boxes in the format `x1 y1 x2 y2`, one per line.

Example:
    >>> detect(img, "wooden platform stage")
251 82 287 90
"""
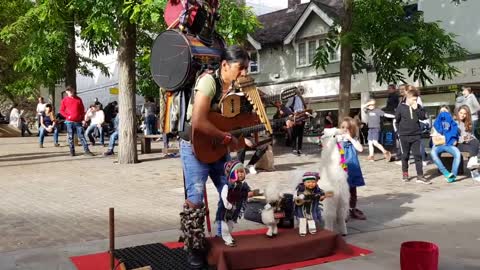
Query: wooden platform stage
207 229 352 270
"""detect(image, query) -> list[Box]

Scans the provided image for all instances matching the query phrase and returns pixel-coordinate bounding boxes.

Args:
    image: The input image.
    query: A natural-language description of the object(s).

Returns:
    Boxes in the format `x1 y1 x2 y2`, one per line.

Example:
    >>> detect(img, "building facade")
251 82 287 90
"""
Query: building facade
247 0 480 119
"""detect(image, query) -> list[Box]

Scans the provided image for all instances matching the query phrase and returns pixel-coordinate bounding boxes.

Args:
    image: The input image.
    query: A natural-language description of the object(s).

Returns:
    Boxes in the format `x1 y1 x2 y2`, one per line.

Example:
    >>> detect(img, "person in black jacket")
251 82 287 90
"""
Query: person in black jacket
394 86 431 184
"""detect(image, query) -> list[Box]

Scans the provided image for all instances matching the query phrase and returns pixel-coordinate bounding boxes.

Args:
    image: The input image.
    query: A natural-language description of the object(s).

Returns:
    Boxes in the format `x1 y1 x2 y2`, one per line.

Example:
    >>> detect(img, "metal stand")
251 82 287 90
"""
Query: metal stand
109 208 115 270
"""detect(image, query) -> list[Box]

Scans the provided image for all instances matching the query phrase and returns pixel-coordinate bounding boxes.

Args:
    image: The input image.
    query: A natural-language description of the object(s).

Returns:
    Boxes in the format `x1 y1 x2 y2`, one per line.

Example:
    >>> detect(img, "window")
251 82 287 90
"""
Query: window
249 51 259 74
328 47 341 62
308 40 317 64
297 42 307 66
297 40 318 67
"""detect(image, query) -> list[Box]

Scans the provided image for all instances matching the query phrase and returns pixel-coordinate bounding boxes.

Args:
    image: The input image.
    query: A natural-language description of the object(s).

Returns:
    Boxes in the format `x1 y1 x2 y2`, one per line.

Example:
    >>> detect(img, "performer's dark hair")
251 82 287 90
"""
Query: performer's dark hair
221 45 250 65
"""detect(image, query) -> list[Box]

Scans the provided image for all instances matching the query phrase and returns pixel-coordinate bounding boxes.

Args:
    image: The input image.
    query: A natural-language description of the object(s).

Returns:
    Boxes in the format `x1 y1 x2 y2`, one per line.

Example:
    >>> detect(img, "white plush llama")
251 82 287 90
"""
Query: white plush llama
317 128 350 235
261 181 284 237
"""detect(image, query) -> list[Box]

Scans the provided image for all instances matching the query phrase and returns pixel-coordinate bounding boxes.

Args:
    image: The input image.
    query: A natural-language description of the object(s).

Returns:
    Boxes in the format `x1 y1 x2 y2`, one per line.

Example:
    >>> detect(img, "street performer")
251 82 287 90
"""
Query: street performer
179 45 250 269
285 88 308 155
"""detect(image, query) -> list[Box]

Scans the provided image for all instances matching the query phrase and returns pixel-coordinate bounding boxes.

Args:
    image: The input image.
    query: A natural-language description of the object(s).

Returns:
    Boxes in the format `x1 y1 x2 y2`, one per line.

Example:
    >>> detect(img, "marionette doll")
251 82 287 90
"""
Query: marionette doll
216 160 255 246
294 172 332 236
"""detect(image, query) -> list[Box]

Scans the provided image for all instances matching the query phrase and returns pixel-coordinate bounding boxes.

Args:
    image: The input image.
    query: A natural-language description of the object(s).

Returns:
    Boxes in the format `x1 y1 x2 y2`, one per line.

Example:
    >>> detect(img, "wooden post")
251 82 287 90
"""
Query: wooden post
109 208 115 270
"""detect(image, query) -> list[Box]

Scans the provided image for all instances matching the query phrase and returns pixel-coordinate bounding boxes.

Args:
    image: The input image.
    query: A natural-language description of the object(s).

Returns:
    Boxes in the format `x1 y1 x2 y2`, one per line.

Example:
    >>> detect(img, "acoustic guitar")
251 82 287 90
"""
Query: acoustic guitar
192 109 313 163
192 112 262 163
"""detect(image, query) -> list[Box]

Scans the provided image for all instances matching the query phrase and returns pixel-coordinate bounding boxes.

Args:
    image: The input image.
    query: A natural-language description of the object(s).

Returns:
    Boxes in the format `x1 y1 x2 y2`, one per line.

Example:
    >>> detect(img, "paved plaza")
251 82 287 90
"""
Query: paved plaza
0 135 479 269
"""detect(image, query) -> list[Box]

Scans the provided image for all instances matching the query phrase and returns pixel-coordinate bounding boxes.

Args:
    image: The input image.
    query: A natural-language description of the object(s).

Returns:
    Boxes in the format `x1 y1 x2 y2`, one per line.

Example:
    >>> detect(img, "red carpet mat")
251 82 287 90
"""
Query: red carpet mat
70 228 372 270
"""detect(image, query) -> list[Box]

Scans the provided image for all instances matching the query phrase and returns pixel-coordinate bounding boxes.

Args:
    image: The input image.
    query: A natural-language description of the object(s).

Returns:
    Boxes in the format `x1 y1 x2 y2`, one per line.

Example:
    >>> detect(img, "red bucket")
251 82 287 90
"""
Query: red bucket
400 241 439 270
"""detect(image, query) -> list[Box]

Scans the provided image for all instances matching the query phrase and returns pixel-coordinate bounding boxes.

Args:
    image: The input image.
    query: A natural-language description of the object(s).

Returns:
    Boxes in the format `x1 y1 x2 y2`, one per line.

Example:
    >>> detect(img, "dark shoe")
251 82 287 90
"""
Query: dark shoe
103 150 114 156
84 151 95 157
350 208 367 220
54 143 60 147
402 172 409 182
416 176 432 185
39 144 44 148
187 249 206 269
70 152 75 157
297 150 302 156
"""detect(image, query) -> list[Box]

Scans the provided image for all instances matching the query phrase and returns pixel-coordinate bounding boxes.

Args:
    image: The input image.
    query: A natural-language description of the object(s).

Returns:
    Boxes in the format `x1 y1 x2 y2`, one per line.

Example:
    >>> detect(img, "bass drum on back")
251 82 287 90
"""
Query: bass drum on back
150 30 225 91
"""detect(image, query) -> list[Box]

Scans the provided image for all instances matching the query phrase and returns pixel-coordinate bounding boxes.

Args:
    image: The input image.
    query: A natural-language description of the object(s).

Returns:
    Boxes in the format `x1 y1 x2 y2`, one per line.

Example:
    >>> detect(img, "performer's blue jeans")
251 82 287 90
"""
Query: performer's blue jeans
430 145 461 176
180 139 228 206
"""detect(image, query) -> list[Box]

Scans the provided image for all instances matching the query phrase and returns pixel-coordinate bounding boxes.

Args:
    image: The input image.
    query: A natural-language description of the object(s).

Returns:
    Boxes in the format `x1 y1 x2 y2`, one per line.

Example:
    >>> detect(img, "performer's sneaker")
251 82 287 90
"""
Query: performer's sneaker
296 150 302 156
402 172 409 182
416 176 432 185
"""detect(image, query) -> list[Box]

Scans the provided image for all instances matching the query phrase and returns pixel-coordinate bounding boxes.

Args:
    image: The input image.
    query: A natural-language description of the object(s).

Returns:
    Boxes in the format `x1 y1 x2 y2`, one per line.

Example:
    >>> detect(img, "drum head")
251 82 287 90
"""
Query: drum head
151 30 191 90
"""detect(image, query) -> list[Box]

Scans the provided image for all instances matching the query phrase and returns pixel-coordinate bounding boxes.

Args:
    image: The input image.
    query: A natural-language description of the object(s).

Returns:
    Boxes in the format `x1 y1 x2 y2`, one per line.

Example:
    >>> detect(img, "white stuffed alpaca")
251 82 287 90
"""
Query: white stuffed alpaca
261 181 284 237
317 128 350 235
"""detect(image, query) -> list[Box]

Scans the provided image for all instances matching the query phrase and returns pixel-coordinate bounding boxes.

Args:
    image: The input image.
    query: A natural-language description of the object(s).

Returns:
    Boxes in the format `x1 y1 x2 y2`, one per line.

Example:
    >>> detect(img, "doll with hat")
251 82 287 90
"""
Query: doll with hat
293 172 332 236
216 160 256 246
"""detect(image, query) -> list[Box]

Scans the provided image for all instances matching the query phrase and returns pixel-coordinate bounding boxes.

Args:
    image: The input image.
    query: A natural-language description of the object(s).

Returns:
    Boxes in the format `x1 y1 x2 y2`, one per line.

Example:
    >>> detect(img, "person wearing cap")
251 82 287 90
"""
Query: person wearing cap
362 99 394 162
293 172 327 236
216 160 254 246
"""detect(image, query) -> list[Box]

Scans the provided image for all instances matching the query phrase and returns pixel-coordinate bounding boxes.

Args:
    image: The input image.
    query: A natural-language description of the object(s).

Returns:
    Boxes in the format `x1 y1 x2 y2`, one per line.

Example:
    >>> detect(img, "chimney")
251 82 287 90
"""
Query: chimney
288 0 301 9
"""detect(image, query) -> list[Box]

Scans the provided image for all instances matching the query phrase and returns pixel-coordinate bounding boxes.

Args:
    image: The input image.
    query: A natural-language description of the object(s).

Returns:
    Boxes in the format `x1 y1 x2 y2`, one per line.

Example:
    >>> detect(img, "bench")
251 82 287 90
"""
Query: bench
139 134 162 154
439 151 470 175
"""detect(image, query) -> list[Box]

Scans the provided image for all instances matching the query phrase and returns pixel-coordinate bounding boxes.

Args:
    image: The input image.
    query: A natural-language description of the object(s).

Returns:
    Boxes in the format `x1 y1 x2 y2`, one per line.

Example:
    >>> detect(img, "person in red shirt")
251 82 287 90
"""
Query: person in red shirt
59 86 94 156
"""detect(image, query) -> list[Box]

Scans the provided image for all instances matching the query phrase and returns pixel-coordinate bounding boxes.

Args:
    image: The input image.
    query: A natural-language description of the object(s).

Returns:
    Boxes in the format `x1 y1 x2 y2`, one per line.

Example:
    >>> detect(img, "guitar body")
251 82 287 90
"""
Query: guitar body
192 112 261 163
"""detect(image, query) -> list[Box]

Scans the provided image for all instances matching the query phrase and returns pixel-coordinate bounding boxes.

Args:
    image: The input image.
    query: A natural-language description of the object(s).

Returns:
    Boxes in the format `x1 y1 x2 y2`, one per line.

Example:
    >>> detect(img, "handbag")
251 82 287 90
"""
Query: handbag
432 135 446 146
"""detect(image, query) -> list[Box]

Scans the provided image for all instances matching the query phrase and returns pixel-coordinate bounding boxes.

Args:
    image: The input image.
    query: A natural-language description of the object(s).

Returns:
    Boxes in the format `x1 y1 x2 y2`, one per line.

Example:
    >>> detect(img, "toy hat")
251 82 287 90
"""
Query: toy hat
224 160 245 183
302 172 320 182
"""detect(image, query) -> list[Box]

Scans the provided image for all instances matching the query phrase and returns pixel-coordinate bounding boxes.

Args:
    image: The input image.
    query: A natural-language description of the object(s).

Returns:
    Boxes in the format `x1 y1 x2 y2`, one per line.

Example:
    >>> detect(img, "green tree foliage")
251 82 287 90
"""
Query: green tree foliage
314 0 468 86
217 0 261 45
0 0 109 101
0 0 37 101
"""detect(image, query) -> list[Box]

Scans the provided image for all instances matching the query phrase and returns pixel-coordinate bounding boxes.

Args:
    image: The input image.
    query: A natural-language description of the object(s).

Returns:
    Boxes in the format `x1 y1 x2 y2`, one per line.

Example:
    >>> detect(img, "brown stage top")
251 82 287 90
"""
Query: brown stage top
207 229 352 270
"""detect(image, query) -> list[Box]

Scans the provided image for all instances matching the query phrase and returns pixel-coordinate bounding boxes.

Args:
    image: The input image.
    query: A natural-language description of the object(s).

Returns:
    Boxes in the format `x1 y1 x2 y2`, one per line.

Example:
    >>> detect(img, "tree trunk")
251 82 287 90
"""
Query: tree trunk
65 18 77 89
48 84 55 108
117 20 138 164
338 0 353 123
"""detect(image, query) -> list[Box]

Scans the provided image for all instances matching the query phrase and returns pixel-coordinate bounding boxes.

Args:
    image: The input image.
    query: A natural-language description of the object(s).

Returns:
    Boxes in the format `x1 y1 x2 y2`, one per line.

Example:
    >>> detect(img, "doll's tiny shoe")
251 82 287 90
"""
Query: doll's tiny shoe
266 234 274 238
309 230 317 235
225 241 236 247
299 233 306 237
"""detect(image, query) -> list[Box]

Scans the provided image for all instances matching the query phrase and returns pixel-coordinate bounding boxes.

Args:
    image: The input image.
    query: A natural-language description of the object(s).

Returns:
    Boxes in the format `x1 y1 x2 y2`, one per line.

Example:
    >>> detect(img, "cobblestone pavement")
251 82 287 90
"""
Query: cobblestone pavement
0 135 478 254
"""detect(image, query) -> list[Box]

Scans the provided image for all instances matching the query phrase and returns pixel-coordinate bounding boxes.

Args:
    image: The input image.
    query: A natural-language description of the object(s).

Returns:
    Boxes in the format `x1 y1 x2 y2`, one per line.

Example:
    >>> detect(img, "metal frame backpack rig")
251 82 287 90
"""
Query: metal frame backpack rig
150 0 226 135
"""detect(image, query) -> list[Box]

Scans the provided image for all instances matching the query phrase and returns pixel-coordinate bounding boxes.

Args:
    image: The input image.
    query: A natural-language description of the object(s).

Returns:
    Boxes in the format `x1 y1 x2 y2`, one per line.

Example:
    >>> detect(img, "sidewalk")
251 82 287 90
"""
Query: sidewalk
1 136 479 269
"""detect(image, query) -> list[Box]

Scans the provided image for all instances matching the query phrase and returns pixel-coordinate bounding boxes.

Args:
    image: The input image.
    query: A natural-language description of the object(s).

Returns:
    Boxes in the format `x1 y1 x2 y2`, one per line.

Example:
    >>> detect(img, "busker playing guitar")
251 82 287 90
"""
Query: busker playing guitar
179 45 250 269
285 88 308 155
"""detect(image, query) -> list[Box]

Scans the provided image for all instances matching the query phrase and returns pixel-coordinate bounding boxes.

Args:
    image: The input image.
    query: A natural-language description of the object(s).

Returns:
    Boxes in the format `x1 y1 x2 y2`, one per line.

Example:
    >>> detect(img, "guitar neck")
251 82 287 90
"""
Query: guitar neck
231 123 267 136
263 87 298 104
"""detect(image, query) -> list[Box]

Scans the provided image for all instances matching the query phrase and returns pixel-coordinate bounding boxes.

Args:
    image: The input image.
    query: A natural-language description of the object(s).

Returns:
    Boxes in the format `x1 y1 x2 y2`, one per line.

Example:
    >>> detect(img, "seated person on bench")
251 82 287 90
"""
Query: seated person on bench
430 106 461 183
237 136 268 175
455 105 480 169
